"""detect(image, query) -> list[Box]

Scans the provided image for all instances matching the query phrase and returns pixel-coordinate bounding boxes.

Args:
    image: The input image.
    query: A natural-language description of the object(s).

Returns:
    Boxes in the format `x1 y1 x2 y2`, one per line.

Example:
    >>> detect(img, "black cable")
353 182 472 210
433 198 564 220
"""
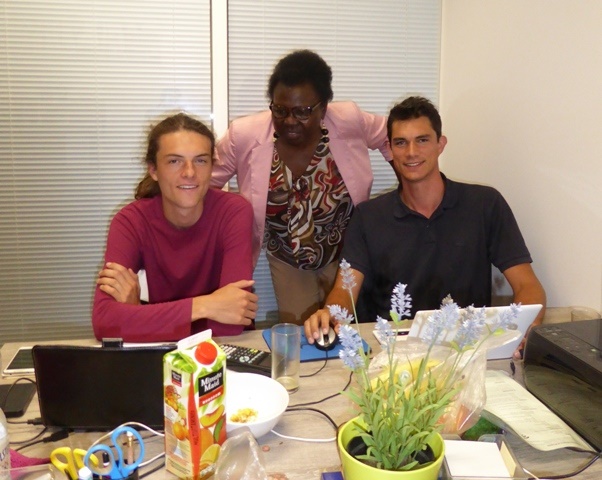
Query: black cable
43 430 69 443
285 407 338 433
566 446 601 454
300 358 328 377
14 429 69 451
0 377 36 410
300 348 332 378
12 427 48 450
289 370 352 407
526 450 600 479
341 369 353 392
8 416 42 426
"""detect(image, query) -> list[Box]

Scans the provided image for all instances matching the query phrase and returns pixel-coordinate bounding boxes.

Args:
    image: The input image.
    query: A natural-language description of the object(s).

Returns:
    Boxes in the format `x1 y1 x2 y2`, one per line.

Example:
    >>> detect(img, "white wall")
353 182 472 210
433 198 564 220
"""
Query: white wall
439 0 602 312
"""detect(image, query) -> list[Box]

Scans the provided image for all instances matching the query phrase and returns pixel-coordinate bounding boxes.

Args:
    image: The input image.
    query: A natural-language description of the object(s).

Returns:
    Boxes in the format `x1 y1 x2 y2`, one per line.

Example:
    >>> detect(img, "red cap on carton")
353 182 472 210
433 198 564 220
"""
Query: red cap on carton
195 342 217 364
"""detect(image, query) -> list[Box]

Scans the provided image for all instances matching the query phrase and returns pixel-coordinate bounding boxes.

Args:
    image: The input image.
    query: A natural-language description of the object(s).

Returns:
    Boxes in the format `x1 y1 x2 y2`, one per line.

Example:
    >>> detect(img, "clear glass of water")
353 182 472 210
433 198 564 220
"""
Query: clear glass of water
271 323 300 393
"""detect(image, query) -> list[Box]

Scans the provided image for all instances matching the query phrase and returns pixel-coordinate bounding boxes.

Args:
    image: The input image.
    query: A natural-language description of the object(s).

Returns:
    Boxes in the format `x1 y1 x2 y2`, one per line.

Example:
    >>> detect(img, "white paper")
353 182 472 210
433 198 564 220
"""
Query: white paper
444 440 511 478
484 370 592 451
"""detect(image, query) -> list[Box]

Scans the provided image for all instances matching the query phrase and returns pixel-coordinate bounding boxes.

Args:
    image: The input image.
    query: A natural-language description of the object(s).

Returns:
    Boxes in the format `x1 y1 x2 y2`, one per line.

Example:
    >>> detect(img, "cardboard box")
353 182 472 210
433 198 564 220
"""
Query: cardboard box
164 330 227 479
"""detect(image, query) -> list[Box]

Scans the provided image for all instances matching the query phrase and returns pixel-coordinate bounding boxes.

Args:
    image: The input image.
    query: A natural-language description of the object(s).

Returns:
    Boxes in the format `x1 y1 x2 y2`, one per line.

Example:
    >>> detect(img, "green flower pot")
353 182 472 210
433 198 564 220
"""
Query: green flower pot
337 417 445 480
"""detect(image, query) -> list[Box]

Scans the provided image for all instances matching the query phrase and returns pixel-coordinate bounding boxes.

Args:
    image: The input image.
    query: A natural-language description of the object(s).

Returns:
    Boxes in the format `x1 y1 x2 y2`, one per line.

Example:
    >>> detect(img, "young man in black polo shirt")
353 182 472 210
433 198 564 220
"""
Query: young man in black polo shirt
304 96 546 359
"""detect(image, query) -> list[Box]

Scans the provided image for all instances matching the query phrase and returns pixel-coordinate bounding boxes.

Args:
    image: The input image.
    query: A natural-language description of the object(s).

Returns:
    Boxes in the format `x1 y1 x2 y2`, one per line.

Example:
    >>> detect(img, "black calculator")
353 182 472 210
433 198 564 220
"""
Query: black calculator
220 344 272 376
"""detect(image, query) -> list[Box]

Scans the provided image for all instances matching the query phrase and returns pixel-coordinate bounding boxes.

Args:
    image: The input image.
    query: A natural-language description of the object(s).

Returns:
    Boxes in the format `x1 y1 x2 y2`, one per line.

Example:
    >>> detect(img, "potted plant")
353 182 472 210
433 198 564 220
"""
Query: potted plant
332 260 522 479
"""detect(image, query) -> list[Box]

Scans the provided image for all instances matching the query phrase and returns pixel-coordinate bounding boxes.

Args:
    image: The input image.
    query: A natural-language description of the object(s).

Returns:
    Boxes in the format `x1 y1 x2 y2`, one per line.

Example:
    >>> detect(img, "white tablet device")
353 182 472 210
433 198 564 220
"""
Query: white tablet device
372 304 542 360
3 346 35 376
410 304 543 360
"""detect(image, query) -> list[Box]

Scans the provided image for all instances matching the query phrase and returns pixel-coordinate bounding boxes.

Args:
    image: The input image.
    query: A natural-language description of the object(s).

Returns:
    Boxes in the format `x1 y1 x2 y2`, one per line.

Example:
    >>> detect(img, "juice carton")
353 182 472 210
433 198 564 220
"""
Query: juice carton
164 330 227 479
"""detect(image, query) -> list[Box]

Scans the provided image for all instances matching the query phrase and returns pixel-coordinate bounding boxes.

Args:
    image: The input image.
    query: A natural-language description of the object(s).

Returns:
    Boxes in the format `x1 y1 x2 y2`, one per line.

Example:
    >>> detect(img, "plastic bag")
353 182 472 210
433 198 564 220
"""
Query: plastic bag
367 324 521 435
214 429 268 480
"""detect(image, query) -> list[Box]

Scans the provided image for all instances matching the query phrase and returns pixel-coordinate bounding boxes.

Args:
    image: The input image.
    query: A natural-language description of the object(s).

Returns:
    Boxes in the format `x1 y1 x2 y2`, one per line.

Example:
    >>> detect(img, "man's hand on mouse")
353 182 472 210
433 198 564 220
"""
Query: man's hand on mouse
304 307 338 345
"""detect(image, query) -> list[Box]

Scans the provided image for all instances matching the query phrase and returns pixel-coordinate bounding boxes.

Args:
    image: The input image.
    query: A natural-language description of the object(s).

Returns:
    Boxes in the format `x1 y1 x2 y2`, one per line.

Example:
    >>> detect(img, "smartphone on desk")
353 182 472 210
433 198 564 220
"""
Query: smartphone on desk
3 346 35 376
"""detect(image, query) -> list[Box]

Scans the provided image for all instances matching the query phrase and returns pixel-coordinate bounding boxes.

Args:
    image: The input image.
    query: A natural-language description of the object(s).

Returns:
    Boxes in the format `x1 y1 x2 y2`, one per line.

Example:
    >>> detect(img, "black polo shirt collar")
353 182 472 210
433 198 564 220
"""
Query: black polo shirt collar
393 173 459 220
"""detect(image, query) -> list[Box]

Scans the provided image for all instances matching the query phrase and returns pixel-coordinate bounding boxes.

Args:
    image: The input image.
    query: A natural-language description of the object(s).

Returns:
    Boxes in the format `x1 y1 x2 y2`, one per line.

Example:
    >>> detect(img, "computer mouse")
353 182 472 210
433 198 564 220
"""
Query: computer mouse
314 327 339 351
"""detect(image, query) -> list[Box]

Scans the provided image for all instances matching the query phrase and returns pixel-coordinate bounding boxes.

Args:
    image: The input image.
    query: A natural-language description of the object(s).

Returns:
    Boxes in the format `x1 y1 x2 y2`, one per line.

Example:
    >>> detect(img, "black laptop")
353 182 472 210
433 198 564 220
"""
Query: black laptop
32 344 175 430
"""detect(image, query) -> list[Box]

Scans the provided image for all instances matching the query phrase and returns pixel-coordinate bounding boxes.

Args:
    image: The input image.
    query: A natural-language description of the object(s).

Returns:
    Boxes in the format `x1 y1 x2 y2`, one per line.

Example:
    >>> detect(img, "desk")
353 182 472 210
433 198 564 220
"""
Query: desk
2 325 601 479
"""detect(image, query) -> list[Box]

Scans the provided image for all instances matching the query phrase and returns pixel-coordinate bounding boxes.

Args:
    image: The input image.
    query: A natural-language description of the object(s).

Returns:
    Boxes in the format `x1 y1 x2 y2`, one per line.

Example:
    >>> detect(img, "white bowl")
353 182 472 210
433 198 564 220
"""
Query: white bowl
226 371 289 438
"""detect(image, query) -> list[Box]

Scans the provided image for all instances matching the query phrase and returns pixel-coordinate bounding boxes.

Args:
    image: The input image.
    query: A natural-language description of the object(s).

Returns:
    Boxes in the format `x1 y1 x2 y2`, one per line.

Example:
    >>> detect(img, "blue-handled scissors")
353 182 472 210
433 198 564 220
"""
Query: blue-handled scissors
84 426 145 480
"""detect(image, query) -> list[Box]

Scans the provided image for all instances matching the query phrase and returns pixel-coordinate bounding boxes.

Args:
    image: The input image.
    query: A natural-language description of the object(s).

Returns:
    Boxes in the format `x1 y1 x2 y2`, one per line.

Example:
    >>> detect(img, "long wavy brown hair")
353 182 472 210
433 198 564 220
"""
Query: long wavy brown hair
135 113 215 199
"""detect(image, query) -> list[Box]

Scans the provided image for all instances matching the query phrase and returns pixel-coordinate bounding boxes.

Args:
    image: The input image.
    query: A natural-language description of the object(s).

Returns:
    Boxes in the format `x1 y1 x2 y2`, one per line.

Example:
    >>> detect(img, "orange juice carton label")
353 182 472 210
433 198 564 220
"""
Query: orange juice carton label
164 329 226 479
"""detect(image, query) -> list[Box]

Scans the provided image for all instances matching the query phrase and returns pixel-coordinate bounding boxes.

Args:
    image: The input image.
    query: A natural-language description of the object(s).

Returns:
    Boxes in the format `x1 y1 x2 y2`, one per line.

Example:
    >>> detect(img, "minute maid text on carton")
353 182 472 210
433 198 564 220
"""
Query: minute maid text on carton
164 330 226 479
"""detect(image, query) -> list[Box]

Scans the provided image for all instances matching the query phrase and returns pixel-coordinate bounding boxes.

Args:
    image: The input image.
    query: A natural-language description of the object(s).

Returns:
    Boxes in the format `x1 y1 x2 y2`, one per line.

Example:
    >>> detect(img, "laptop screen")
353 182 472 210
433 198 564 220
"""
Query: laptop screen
32 344 175 430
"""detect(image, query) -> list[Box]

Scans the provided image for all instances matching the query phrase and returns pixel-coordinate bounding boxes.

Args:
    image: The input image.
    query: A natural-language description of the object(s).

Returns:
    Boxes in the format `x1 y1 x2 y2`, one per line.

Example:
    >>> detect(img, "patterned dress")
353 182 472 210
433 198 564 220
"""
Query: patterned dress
265 140 353 270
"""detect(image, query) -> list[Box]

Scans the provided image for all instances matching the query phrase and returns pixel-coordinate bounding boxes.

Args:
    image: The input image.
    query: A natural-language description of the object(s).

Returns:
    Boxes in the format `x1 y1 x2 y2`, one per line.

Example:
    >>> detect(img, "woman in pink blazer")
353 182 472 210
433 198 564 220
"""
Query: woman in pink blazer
212 50 392 325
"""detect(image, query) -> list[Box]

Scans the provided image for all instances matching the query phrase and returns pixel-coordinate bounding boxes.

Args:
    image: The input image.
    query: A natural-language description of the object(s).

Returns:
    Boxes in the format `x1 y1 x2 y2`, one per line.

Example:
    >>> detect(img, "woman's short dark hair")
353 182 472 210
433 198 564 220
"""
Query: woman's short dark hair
267 49 333 104
135 113 215 199
387 96 443 142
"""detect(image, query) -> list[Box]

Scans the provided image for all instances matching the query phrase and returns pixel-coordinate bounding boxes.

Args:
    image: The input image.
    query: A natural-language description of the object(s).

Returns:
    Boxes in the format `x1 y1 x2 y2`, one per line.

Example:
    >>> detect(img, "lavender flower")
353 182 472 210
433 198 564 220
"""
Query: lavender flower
339 324 363 351
339 348 365 370
491 302 522 332
339 259 356 293
454 305 486 351
328 305 354 325
390 283 412 322
375 316 396 351
338 324 365 369
423 295 461 344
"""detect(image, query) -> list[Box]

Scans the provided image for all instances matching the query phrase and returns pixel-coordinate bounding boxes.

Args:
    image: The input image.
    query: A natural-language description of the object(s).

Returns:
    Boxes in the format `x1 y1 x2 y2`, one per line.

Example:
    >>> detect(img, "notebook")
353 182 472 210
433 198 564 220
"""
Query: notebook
261 328 370 362
409 304 543 360
32 343 175 430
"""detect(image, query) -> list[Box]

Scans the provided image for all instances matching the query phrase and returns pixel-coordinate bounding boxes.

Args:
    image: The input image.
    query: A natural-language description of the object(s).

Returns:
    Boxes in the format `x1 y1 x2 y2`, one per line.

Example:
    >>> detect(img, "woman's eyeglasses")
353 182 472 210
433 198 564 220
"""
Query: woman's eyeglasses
269 101 322 121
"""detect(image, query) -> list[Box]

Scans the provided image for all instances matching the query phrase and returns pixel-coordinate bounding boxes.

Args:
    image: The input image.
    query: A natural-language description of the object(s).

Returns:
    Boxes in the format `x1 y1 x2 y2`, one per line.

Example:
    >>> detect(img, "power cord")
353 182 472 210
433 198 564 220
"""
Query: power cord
300 348 332 378
287 408 337 431
43 430 69 443
7 416 42 426
14 428 69 451
289 370 352 407
89 422 165 469
300 358 328 377
139 458 166 479
523 448 600 479
271 407 338 443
